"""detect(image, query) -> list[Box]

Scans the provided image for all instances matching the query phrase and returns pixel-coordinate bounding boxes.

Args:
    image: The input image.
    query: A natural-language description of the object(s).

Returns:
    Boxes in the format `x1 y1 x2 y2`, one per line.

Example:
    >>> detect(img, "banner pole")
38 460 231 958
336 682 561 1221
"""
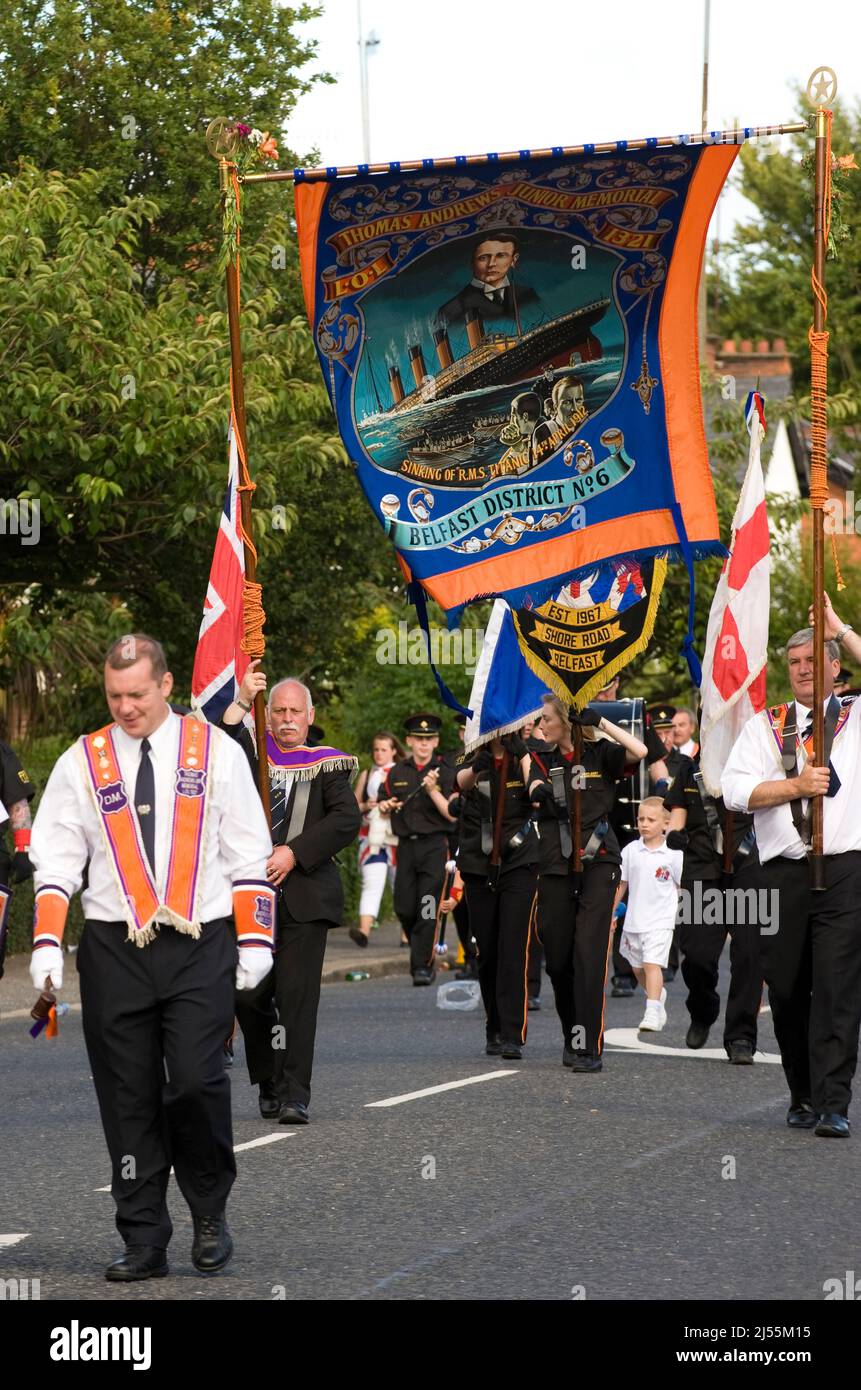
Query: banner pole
239 121 808 185
219 156 272 825
806 70 836 891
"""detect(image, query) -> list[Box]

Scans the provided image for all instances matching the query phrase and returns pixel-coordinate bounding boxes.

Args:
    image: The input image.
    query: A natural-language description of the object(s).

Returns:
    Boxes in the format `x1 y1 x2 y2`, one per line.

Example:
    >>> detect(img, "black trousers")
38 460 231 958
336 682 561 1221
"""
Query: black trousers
679 874 762 1048
464 867 536 1045
750 852 861 1115
538 861 619 1055
234 904 329 1106
393 834 449 975
77 918 237 1251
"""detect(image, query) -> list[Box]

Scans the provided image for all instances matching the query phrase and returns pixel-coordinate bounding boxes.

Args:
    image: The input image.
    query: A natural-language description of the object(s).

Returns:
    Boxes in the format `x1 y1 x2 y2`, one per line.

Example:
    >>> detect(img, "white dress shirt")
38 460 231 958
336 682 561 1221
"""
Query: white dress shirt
31 711 272 923
722 698 861 862
679 738 698 757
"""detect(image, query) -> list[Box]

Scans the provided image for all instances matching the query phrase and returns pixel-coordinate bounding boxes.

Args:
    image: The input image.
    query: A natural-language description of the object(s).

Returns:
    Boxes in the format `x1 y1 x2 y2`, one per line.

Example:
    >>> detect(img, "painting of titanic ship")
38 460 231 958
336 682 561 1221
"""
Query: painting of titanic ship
409 433 476 465
381 299 609 417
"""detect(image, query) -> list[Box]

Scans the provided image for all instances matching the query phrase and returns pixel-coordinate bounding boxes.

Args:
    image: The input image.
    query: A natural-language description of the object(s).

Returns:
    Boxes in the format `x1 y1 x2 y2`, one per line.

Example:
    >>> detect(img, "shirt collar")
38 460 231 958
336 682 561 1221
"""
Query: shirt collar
113 707 177 759
470 276 509 293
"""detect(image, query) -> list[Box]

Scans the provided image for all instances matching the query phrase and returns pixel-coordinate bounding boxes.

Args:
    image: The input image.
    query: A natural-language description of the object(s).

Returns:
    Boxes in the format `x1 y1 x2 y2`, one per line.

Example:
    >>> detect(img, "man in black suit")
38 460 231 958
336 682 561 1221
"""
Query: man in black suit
221 663 360 1124
438 231 539 328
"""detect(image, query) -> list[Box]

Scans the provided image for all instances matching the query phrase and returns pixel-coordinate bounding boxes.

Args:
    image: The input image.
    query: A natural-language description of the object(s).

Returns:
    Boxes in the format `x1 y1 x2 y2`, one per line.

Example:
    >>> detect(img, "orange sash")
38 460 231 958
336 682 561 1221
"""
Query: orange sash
80 716 212 945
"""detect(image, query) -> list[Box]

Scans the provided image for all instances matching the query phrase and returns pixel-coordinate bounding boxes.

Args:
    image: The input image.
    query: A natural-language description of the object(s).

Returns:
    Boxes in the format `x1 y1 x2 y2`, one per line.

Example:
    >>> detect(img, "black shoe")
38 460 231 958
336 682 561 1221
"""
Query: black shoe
191 1213 233 1274
686 1020 710 1050
501 1041 523 1060
348 925 369 949
527 995 541 1012
815 1112 851 1138
258 1078 281 1120
611 979 635 998
570 1052 603 1073
456 961 479 980
727 1038 755 1065
786 1100 817 1129
562 1044 576 1068
223 1038 234 1069
278 1100 310 1125
662 967 677 983
486 1034 503 1056
412 968 436 986
105 1245 169 1283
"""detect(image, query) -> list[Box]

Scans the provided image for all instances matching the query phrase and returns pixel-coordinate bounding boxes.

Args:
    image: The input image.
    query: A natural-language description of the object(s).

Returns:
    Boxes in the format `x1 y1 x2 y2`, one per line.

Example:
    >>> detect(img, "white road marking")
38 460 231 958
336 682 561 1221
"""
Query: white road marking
234 1132 294 1152
0 1233 29 1248
93 1132 293 1190
603 1027 781 1063
366 1071 517 1108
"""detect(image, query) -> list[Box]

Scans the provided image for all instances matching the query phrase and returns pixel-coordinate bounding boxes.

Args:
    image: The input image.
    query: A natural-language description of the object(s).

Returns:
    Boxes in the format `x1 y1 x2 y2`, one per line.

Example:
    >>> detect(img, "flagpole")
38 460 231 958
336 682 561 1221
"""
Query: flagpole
219 156 272 825
806 68 837 891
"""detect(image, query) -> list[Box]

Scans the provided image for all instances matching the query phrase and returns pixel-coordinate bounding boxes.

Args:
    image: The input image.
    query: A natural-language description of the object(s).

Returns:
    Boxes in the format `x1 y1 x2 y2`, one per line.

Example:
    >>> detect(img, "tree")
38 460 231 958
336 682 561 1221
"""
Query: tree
0 1 324 279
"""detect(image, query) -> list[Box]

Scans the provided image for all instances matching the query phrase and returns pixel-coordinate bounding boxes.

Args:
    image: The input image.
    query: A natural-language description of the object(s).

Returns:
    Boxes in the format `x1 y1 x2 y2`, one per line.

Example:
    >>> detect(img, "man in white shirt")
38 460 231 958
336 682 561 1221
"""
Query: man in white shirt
722 602 861 1138
29 634 274 1280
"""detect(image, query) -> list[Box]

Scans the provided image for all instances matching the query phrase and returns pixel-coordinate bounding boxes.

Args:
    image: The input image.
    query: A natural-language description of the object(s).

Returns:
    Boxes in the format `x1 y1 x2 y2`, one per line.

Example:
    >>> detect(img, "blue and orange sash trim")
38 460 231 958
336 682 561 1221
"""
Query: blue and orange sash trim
765 700 853 764
79 716 213 946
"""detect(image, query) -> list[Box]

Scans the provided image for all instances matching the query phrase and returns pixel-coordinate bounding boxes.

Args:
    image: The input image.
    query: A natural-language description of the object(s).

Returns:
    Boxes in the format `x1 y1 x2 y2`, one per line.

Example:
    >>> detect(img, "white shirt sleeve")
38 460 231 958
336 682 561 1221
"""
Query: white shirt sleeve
669 847 684 886
213 731 273 883
721 714 774 813
30 746 90 898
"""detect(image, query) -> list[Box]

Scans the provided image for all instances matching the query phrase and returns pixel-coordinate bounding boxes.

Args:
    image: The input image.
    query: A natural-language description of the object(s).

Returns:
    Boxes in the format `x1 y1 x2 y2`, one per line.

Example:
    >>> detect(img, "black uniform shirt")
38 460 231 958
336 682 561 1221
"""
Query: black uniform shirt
457 753 540 875
385 756 455 838
0 740 36 836
663 754 756 880
535 739 626 873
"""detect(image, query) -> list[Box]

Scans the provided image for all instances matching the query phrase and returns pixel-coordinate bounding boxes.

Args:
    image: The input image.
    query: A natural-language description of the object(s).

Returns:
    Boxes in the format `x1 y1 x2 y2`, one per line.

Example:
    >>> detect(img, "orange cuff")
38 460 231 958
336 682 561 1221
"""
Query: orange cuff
233 880 275 947
33 885 70 948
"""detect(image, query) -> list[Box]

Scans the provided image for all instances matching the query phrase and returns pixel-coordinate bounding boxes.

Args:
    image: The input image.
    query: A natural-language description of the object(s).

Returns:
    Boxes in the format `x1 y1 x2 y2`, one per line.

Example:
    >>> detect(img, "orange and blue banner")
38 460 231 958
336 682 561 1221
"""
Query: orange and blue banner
296 139 736 629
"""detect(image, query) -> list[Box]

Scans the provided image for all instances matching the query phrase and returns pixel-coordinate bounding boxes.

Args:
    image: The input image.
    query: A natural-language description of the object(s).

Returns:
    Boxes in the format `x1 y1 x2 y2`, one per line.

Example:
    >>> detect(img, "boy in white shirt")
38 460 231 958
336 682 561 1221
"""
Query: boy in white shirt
614 798 684 1032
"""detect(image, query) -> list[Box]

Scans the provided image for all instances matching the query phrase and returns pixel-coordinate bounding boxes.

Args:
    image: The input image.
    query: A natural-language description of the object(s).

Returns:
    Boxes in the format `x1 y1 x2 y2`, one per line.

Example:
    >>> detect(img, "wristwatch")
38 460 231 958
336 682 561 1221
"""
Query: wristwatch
836 623 854 644
235 696 252 712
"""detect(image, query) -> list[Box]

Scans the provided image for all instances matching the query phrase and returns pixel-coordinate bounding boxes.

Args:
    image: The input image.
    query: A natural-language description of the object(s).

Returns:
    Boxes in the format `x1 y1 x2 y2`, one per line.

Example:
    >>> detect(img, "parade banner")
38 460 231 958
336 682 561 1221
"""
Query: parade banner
296 140 736 619
514 555 667 708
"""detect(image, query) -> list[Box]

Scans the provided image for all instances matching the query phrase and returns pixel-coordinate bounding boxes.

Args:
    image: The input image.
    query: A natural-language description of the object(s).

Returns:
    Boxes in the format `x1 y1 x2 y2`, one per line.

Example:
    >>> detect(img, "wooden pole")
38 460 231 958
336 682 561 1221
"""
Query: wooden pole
810 107 828 889
220 158 271 824
239 122 808 185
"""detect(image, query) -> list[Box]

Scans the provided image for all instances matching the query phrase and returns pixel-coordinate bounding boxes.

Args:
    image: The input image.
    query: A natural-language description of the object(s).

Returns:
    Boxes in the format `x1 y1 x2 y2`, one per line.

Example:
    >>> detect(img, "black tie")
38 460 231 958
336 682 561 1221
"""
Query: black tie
135 738 156 875
801 714 841 796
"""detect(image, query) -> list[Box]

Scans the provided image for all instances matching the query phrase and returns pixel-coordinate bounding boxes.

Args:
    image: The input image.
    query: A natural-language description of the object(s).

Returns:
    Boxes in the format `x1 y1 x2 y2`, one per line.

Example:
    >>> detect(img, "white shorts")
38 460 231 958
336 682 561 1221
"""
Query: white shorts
620 928 673 969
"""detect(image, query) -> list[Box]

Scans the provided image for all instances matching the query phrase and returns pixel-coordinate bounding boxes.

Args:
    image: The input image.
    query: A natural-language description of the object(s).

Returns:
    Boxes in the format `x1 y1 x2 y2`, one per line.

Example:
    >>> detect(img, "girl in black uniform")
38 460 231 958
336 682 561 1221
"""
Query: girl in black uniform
534 695 648 1072
456 734 544 1060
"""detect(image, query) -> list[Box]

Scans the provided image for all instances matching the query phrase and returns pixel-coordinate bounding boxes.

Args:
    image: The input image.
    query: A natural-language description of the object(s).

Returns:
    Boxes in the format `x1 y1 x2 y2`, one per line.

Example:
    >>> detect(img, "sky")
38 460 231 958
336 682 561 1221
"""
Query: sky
286 0 860 247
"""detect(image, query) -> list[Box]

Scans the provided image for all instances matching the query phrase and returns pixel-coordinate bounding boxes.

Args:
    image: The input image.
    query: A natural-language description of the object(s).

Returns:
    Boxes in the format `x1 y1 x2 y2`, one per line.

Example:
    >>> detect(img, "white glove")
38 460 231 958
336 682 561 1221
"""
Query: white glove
29 945 64 992
235 946 273 991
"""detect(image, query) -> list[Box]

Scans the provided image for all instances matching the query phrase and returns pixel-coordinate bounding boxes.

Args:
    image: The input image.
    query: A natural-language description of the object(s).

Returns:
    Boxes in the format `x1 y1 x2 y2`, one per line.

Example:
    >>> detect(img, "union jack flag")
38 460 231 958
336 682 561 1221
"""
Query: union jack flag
191 424 250 722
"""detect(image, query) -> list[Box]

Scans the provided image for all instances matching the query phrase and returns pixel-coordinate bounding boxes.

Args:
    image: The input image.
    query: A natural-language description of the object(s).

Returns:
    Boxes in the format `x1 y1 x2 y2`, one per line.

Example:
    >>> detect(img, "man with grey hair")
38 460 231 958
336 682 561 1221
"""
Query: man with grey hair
672 707 699 758
221 661 359 1123
723 595 861 1137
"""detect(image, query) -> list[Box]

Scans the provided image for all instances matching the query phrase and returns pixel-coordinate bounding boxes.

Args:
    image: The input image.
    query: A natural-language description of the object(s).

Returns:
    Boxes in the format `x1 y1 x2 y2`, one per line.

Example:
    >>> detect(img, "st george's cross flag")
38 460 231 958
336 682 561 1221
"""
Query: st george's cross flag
698 392 770 795
191 423 250 721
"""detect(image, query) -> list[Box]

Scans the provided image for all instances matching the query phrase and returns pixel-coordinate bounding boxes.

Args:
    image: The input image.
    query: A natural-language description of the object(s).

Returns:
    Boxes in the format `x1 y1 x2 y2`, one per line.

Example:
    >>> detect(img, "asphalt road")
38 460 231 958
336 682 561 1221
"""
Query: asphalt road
1 958 857 1303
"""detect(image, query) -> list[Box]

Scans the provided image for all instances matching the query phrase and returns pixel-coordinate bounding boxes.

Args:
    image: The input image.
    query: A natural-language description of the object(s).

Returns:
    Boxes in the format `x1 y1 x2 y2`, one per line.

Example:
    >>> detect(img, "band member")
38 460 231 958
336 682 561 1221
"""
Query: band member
0 738 36 979
378 713 456 984
29 634 274 1281
664 754 761 1061
533 695 648 1071
221 662 360 1124
351 730 403 948
443 713 477 977
722 602 861 1136
455 733 544 1059
645 703 685 978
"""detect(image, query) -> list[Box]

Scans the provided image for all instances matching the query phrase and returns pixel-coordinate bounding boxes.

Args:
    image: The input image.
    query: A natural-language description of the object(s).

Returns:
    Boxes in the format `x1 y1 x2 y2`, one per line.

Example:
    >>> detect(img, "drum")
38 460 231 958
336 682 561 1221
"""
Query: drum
586 697 646 842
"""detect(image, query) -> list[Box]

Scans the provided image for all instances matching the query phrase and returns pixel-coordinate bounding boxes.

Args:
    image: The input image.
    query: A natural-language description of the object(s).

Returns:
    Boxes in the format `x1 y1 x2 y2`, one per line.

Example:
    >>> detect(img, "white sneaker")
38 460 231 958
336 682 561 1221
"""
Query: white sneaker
659 987 667 1027
639 1000 665 1032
